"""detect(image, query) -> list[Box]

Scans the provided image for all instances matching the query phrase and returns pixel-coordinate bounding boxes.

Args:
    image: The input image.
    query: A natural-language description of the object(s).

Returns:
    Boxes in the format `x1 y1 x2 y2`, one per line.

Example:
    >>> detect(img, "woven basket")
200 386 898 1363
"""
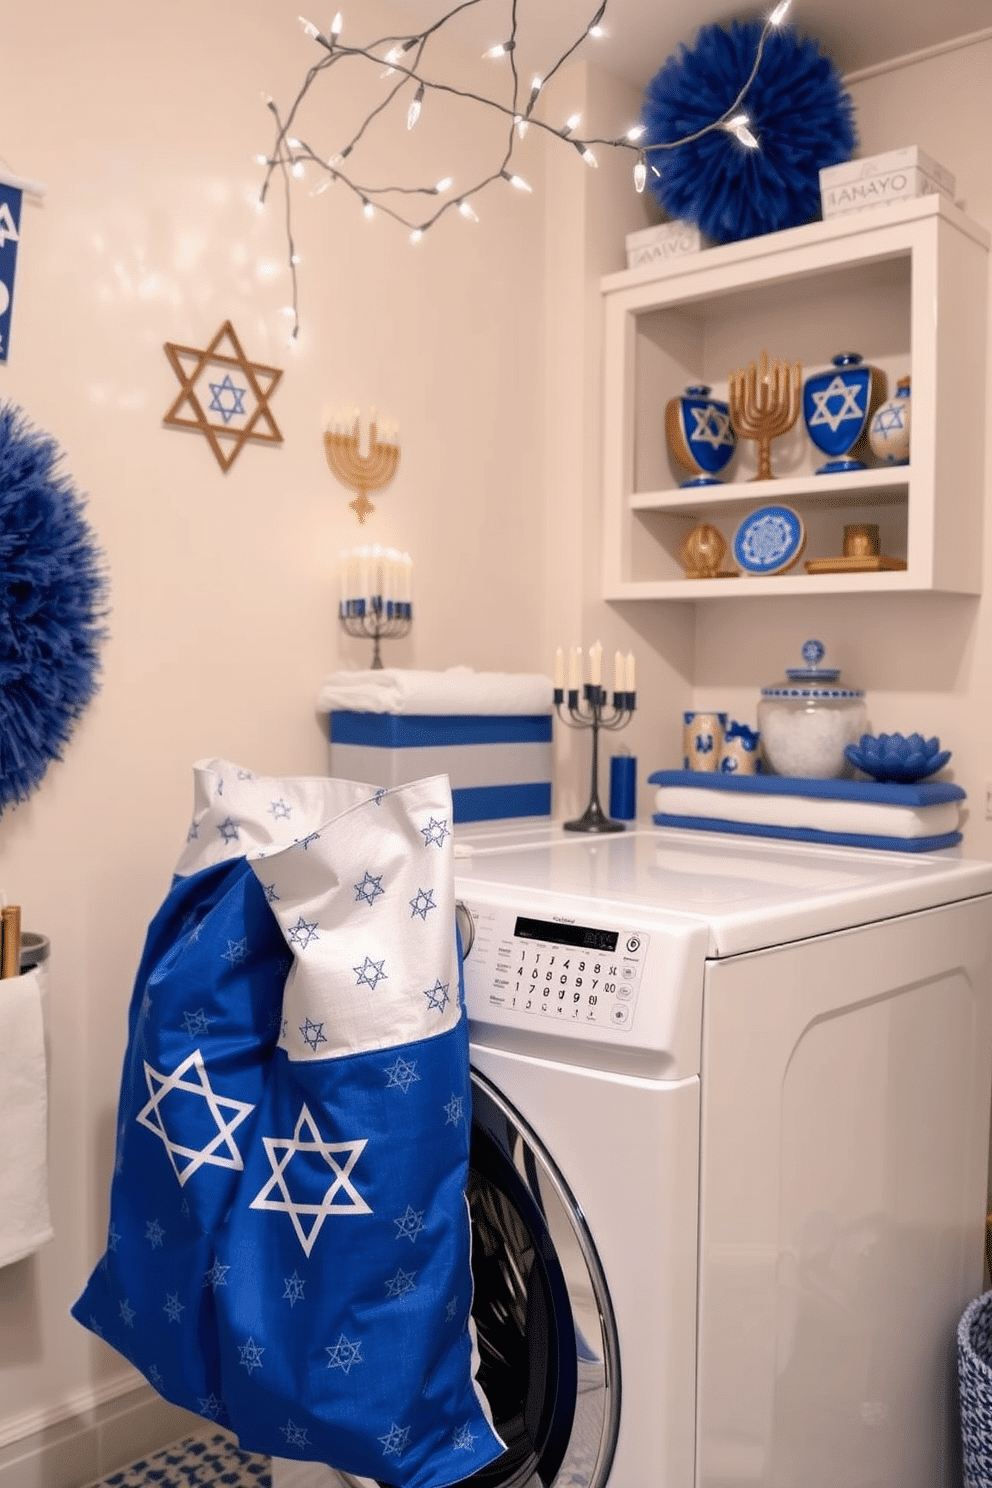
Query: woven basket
959 1291 992 1487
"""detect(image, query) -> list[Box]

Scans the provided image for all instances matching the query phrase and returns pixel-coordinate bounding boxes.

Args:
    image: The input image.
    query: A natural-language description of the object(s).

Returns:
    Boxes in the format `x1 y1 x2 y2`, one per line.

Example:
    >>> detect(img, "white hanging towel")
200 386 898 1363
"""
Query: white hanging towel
0 967 53 1267
316 666 552 716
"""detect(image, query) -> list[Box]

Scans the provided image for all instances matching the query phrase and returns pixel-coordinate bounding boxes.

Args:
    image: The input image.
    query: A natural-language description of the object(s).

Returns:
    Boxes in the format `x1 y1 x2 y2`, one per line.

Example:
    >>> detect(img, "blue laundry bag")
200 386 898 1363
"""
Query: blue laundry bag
72 760 504 1488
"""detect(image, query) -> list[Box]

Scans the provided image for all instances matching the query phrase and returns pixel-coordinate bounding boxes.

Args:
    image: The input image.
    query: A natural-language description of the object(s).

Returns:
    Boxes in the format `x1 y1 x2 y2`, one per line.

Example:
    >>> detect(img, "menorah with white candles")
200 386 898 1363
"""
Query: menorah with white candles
554 642 636 833
338 545 412 668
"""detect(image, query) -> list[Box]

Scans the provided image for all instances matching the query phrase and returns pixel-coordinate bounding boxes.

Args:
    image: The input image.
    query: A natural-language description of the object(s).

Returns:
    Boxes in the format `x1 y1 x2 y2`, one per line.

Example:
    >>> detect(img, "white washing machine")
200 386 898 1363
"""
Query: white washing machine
449 823 992 1488
274 823 992 1488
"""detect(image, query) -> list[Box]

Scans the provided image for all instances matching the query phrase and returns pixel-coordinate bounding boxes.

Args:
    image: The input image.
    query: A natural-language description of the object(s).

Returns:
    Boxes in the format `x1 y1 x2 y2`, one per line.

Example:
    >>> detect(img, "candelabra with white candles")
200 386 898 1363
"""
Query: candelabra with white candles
338 545 412 668
554 642 636 832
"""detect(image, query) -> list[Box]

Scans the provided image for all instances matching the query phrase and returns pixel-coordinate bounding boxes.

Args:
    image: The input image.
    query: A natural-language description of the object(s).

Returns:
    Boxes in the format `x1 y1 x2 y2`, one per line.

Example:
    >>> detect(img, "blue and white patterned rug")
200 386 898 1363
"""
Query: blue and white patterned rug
85 1431 271 1488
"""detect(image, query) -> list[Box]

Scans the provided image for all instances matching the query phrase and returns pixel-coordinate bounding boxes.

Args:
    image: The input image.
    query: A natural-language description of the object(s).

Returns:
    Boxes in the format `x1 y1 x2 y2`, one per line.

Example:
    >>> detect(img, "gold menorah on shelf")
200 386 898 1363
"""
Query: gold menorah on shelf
324 408 400 523
728 350 802 480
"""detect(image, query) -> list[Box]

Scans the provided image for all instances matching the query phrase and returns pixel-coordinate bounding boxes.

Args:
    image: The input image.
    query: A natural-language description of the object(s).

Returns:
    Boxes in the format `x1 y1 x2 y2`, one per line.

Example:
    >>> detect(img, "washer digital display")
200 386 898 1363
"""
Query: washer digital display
514 916 619 953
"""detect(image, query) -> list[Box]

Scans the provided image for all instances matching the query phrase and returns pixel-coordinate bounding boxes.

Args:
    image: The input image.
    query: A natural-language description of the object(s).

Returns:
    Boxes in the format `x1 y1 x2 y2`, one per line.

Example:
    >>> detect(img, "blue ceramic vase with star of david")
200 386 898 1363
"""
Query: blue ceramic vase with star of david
802 353 887 474
665 384 738 487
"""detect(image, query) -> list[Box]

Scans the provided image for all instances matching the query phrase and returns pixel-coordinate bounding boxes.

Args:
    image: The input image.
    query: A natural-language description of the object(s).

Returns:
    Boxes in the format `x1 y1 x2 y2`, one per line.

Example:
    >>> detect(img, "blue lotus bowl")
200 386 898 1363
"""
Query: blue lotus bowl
844 732 951 783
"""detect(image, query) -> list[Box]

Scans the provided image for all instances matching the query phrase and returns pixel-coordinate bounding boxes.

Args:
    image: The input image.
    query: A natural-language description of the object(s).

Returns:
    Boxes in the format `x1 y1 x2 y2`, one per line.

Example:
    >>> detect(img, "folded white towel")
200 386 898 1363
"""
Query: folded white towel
654 785 960 840
317 667 553 717
0 967 54 1267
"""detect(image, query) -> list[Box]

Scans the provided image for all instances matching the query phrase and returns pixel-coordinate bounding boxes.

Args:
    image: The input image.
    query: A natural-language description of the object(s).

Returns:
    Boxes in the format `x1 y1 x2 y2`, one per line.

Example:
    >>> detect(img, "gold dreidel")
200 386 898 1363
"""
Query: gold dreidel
679 523 738 579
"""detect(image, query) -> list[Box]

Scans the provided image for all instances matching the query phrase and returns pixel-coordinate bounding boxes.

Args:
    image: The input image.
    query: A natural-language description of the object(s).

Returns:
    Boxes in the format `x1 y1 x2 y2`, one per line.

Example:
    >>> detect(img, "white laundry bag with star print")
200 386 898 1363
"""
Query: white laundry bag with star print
72 758 505 1488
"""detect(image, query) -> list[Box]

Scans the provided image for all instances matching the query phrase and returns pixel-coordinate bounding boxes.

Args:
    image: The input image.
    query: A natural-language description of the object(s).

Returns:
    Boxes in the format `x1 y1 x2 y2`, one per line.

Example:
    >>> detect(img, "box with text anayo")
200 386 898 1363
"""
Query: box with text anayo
820 147 955 218
625 218 702 269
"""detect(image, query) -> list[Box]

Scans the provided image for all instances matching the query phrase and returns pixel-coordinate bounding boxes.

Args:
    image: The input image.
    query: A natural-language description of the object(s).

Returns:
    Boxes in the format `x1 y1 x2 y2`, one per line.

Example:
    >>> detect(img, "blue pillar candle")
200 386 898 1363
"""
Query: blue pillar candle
609 754 637 820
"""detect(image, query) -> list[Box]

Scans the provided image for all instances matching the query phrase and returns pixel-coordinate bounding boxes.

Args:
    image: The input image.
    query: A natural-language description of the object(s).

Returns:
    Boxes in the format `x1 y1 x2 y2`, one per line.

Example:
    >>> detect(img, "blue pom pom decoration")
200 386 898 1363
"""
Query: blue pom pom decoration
641 20 857 244
0 402 109 811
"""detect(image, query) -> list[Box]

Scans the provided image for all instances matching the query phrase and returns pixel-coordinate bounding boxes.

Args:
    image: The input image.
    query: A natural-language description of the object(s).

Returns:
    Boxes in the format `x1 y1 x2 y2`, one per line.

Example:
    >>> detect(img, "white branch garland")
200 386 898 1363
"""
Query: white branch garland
257 0 791 338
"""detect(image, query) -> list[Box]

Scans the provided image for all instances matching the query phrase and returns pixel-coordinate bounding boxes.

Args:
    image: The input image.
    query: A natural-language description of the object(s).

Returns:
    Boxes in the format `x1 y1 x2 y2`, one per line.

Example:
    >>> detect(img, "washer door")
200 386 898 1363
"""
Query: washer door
461 1069 621 1488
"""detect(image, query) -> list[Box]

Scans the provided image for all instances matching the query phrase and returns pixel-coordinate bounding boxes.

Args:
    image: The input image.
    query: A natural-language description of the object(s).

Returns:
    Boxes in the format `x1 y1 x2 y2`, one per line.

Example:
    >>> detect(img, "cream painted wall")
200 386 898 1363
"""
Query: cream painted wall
540 63 694 824
0 0 548 1443
542 45 992 839
1 0 990 1463
690 38 992 858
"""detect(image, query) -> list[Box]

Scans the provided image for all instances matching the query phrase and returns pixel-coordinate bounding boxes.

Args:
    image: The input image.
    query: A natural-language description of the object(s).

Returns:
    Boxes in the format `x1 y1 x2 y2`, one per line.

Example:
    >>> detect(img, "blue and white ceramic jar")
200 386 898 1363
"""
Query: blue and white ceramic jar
683 711 727 771
802 353 887 474
868 375 911 465
665 385 737 487
719 721 762 774
757 639 867 779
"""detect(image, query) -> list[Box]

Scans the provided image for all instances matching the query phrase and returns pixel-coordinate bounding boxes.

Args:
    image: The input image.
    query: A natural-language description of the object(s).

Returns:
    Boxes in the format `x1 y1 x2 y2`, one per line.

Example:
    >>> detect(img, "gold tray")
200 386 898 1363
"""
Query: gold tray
804 554 907 574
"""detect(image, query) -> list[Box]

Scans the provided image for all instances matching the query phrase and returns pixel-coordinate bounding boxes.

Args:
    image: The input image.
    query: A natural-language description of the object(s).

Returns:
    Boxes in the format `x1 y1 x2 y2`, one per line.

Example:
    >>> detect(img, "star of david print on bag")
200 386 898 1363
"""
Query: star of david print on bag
73 760 505 1488
70 849 291 1417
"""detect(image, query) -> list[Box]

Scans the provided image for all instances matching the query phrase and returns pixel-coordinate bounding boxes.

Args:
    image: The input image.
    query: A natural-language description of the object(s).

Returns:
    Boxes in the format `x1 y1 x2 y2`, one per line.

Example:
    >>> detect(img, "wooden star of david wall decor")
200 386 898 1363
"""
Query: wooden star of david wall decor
163 320 283 472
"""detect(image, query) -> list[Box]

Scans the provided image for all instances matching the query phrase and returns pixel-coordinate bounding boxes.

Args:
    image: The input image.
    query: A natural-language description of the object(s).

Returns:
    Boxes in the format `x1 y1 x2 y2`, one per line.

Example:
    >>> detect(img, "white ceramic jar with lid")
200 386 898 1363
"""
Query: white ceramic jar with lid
758 639 867 778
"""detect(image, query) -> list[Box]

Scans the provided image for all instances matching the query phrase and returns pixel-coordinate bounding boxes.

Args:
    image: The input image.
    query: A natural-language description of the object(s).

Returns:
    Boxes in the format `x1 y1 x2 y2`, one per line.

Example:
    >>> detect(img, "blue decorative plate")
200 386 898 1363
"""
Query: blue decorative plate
732 504 806 576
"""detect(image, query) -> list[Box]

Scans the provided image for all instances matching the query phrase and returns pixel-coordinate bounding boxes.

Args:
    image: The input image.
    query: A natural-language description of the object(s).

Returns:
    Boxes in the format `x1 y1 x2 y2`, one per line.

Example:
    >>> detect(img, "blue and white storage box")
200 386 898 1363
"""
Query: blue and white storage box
318 668 553 824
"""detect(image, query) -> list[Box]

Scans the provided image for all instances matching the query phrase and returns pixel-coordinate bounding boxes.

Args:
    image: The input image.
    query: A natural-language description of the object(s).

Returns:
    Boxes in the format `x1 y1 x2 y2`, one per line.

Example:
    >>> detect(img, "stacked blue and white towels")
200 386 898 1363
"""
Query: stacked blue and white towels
649 770 964 853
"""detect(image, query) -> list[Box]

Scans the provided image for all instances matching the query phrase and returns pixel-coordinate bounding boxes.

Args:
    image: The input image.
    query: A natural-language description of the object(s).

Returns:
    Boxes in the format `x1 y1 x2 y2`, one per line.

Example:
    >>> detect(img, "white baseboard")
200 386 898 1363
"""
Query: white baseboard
0 1378 205 1488
0 1368 143 1452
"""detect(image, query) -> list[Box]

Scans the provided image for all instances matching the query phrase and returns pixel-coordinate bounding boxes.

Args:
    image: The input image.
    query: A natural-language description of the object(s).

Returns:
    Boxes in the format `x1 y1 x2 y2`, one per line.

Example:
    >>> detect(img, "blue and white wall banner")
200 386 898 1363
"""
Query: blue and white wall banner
0 181 23 364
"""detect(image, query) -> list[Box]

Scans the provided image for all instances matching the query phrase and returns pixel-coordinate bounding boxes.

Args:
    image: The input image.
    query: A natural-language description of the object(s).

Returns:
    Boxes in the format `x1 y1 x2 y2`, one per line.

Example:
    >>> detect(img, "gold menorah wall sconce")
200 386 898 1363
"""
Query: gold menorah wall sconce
324 406 400 523
728 350 802 481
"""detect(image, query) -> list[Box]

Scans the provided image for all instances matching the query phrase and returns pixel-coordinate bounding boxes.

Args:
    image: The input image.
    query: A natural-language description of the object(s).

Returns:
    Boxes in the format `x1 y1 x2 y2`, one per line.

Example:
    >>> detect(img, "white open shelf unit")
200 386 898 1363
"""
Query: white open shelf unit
600 195 989 600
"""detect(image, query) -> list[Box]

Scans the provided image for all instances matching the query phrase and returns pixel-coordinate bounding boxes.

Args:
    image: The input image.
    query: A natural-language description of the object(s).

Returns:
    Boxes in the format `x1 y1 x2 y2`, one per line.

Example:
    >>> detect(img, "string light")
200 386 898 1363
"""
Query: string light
384 38 417 64
724 113 759 148
407 82 425 130
258 0 793 337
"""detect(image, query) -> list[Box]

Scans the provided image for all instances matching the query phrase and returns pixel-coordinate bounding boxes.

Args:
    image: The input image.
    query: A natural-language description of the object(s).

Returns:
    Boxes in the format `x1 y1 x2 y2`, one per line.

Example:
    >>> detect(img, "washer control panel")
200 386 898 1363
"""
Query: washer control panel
462 902 647 1033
